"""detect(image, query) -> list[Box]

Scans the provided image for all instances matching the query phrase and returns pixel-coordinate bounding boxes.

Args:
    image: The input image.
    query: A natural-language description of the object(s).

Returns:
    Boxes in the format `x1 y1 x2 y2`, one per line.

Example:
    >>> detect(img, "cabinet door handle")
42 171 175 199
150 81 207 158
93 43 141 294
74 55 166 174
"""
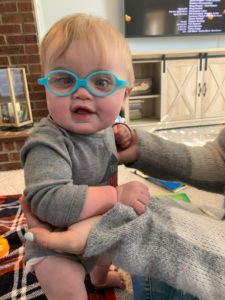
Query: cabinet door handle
202 82 207 96
198 83 201 97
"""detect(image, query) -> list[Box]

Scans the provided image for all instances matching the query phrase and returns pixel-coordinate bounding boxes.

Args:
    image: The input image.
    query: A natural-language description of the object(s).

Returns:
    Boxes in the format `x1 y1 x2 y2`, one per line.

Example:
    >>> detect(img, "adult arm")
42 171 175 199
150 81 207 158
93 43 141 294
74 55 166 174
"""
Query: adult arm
128 127 225 194
24 196 225 300
83 198 225 300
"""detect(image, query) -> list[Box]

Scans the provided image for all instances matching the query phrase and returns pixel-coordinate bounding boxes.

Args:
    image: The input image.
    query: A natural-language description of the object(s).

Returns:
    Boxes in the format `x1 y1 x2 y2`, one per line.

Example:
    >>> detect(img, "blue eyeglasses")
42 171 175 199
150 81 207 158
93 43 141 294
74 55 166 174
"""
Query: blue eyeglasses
37 70 128 97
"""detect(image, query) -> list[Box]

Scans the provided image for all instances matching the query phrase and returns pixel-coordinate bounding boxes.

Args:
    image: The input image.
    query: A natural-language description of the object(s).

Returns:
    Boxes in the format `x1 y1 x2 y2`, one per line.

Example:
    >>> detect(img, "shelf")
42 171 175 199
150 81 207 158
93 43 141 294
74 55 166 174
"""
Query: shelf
130 94 160 100
125 56 162 126
129 117 161 126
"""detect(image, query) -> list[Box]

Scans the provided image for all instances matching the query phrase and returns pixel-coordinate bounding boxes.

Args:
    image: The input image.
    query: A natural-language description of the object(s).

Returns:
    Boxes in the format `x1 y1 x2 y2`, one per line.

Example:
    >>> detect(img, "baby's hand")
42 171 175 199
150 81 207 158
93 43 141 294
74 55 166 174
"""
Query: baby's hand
116 181 151 215
113 123 132 150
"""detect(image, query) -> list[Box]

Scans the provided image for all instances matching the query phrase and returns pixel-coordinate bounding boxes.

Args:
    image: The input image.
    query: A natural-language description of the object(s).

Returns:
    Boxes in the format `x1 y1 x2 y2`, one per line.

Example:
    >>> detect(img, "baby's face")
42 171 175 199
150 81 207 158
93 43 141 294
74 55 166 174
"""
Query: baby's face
43 40 130 134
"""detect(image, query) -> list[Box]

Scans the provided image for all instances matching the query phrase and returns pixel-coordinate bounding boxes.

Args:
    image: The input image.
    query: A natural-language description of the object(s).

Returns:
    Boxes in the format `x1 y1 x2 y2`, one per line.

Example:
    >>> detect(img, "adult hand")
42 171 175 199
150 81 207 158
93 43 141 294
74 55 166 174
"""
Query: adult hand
20 196 101 254
116 181 151 214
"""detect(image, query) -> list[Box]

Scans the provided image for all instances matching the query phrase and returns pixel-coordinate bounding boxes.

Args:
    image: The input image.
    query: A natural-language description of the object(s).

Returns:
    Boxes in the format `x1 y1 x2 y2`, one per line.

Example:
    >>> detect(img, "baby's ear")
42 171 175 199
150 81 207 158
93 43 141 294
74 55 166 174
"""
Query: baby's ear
124 87 133 101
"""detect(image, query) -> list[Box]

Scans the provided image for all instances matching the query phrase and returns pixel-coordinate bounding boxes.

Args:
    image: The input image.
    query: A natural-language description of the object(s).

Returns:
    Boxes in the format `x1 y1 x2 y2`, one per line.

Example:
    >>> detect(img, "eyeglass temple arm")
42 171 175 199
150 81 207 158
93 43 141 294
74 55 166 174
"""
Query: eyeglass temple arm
37 77 48 86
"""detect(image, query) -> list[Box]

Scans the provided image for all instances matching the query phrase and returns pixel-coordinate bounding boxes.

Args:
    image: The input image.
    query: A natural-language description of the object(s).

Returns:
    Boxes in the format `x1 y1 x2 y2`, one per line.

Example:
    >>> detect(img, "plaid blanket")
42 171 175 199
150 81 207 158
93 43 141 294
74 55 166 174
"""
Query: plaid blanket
0 195 117 300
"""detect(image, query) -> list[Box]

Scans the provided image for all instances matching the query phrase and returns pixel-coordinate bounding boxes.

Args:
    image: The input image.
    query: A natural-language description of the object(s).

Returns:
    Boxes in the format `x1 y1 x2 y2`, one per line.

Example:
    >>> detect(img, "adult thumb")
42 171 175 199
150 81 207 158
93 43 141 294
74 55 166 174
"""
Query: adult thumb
24 228 82 254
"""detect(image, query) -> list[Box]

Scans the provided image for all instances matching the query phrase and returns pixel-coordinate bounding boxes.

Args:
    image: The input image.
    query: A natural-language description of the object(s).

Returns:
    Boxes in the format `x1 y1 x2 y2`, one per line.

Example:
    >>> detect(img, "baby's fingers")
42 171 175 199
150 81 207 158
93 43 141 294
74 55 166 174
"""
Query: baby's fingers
133 201 146 215
139 193 151 205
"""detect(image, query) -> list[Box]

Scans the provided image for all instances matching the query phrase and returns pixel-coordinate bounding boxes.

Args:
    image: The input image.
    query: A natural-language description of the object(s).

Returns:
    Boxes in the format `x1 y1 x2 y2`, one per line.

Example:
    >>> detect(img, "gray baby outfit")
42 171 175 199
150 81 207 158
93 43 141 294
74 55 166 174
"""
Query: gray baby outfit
21 116 118 271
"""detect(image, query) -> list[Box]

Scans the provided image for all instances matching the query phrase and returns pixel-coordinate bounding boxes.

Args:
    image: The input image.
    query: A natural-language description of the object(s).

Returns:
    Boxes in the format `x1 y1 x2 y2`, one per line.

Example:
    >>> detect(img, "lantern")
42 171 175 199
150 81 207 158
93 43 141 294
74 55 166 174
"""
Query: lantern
0 68 33 128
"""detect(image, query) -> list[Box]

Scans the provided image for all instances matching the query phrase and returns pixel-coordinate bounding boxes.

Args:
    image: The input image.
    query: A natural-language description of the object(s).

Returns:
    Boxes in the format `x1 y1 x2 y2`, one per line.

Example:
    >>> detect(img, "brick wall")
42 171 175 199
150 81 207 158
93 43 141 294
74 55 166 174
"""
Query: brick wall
0 129 31 171
0 0 49 170
0 0 48 121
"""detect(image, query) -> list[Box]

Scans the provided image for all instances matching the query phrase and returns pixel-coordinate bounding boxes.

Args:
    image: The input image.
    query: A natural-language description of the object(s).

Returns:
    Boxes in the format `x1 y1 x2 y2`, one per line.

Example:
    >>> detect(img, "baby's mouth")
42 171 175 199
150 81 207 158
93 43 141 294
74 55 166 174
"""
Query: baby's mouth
75 108 91 114
72 106 93 114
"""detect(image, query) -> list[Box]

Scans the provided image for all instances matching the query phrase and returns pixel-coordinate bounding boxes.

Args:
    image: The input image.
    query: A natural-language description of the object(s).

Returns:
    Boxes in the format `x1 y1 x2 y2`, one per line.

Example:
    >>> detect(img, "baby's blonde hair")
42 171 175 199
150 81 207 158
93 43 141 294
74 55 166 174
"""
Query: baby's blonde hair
40 13 134 85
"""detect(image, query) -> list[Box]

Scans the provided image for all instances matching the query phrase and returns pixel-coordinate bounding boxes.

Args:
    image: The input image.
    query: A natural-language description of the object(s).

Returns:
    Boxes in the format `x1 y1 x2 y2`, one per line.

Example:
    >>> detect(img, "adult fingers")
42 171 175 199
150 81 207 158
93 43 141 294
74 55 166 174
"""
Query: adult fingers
20 196 49 229
25 228 83 254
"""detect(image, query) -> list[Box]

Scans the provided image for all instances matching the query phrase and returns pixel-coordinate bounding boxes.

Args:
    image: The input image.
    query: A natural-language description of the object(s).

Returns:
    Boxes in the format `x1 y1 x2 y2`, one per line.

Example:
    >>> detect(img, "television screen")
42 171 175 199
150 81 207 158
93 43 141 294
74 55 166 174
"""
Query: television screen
124 0 225 37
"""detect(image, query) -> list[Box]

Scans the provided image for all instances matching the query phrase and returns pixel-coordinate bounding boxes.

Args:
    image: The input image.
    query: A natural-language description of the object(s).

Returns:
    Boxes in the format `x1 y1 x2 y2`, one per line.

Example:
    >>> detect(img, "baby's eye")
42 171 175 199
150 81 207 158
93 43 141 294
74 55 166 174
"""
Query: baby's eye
50 76 74 87
59 77 73 85
95 78 111 87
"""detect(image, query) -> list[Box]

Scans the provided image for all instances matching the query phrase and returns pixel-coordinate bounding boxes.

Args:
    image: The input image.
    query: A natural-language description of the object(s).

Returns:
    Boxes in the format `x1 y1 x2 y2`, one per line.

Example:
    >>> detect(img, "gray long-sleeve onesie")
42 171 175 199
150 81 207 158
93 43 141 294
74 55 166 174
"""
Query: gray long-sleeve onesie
21 116 118 270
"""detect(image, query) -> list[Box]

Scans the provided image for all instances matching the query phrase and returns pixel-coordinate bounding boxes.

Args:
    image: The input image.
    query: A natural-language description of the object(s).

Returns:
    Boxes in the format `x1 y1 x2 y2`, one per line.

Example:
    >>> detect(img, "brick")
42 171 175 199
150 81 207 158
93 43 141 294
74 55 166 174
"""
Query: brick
0 45 24 55
9 152 20 161
0 24 21 34
29 91 46 100
0 162 22 171
0 153 9 162
17 2 33 12
29 85 41 93
7 35 37 44
10 54 40 64
32 100 47 109
0 3 17 13
0 56 9 65
29 83 44 92
25 44 39 54
0 36 6 44
2 13 34 24
32 109 48 119
15 140 26 151
26 73 41 83
28 64 41 73
3 141 15 151
22 23 37 34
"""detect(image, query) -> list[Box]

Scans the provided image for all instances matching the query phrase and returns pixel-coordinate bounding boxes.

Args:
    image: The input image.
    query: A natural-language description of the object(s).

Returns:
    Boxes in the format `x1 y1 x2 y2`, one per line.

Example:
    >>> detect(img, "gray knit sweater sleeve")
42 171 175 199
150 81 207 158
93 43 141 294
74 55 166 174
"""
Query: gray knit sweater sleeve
84 198 225 300
130 127 225 194
82 127 225 299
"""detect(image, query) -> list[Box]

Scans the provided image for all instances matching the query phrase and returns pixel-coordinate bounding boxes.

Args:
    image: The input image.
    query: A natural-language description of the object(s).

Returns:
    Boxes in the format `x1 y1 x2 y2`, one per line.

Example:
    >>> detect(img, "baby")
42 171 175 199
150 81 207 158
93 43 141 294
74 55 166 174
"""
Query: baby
21 13 150 300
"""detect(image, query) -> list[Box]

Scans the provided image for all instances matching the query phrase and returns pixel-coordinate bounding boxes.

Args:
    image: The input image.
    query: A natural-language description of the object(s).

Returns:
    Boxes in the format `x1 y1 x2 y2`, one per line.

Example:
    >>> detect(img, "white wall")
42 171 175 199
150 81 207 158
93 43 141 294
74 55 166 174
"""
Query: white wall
34 0 225 53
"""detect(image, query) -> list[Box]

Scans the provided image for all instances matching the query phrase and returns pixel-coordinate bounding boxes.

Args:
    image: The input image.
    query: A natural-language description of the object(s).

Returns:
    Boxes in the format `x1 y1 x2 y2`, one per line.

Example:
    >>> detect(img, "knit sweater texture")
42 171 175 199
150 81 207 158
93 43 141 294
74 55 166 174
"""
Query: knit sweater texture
84 127 225 300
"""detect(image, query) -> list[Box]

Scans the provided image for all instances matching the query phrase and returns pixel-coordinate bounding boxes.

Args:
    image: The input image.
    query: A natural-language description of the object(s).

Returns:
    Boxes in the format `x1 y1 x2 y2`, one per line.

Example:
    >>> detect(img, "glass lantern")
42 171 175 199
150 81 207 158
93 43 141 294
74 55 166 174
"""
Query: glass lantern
0 68 33 128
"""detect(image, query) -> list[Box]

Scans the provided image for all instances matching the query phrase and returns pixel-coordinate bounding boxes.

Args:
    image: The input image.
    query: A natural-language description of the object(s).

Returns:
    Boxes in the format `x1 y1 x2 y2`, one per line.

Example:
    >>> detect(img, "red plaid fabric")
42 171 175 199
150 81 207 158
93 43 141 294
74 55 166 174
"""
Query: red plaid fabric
0 195 116 300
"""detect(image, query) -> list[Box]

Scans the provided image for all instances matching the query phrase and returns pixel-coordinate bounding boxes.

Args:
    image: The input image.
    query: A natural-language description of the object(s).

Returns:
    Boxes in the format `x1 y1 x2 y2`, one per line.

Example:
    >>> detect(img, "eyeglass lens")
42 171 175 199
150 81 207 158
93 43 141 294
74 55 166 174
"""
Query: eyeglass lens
48 71 116 95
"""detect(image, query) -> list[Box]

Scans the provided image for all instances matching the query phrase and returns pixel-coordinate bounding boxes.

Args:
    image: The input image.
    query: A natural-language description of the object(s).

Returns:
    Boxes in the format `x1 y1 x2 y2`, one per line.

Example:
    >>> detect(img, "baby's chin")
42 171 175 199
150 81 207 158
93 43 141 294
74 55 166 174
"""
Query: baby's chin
65 123 107 135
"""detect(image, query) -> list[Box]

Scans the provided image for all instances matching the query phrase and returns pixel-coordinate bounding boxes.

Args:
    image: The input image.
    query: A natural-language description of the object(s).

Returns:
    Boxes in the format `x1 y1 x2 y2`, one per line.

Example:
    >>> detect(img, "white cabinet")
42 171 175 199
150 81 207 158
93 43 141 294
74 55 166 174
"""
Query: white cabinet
161 58 199 122
126 50 225 130
162 56 225 124
200 57 225 119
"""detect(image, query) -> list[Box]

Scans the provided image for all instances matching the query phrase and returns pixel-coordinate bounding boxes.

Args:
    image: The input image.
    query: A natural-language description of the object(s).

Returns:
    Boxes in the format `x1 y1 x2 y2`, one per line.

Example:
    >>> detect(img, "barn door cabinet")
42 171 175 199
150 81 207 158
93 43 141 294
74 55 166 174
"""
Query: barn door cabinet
127 49 225 130
161 54 225 126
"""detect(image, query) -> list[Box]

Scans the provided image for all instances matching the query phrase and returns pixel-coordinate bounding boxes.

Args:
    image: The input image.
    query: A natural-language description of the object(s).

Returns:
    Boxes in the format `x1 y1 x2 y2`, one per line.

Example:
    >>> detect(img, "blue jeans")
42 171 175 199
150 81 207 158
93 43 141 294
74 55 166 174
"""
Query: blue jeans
131 276 198 300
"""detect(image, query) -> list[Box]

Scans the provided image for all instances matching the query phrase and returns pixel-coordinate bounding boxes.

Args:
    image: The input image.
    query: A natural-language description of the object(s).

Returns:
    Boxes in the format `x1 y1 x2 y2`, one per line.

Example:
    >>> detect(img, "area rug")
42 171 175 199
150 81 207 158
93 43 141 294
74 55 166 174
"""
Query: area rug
0 194 127 300
154 124 224 146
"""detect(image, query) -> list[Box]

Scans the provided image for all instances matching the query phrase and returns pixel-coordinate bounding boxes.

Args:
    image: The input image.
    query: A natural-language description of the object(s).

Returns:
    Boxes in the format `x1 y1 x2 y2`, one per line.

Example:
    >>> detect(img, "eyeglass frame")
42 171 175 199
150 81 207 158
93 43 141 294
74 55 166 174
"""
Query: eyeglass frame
37 69 129 97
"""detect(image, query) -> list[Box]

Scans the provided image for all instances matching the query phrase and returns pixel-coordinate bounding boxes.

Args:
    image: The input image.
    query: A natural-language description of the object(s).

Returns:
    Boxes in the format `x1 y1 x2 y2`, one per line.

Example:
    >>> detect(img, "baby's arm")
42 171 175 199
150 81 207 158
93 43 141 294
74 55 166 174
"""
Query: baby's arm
23 137 149 228
80 180 150 219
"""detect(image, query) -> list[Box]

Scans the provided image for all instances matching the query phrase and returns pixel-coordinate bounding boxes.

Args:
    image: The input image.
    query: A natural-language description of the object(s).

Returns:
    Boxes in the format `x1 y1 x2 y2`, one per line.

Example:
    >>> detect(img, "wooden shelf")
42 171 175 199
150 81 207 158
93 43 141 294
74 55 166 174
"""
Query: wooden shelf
130 94 160 100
